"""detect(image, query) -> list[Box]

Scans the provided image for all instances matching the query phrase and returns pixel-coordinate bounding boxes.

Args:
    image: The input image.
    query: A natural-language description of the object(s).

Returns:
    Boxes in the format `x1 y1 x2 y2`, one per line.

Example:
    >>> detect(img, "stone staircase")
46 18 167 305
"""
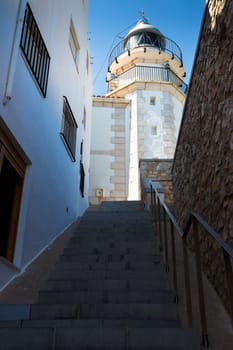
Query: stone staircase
0 201 200 349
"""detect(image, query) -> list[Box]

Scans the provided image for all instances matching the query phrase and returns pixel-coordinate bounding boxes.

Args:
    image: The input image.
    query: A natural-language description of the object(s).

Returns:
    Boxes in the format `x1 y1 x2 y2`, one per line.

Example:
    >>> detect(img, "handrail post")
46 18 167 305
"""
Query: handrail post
193 218 209 348
182 239 193 327
150 184 153 213
170 220 178 303
163 207 169 272
222 249 233 328
153 191 157 224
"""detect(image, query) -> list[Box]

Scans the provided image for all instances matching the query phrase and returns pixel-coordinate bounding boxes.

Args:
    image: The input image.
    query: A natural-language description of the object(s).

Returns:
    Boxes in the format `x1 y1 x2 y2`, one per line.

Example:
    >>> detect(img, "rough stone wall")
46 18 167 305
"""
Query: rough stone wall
139 159 173 205
172 0 233 313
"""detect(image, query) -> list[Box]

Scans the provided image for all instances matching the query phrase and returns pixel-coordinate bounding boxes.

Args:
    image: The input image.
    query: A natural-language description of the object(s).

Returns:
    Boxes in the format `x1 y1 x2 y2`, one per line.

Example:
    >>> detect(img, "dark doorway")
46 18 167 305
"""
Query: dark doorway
0 156 23 262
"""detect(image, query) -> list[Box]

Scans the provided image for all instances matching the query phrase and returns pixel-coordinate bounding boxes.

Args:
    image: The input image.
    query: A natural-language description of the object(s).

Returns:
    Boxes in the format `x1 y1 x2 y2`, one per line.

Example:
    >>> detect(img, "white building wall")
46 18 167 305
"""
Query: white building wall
123 87 183 199
89 106 115 201
135 89 184 159
0 0 92 288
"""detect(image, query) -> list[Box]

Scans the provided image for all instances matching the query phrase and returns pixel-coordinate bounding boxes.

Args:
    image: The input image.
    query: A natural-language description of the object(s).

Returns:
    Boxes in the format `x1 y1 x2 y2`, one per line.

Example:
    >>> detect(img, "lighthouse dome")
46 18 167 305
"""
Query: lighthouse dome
123 17 166 51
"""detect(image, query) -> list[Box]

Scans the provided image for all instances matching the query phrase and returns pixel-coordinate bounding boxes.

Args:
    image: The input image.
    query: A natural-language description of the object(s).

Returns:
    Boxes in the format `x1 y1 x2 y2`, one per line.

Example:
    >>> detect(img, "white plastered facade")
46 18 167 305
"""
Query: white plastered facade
0 0 92 289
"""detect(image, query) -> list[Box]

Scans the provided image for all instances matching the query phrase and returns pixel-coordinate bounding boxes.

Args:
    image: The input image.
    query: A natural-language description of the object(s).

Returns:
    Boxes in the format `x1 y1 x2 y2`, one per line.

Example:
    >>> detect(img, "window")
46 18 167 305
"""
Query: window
150 96 156 105
151 125 157 136
79 141 85 197
80 140 84 159
80 162 85 197
82 106 86 130
86 51 89 73
60 97 78 161
20 3 50 97
69 19 80 70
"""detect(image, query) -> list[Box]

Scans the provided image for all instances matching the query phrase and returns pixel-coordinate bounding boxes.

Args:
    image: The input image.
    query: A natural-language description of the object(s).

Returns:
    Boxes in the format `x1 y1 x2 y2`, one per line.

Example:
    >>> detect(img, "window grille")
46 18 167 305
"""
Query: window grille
80 161 85 197
20 3 50 97
60 97 78 161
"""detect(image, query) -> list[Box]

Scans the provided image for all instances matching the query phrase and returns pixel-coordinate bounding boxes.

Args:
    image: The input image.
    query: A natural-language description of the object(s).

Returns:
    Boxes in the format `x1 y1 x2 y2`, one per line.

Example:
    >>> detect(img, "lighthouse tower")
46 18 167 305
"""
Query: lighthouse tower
89 14 187 203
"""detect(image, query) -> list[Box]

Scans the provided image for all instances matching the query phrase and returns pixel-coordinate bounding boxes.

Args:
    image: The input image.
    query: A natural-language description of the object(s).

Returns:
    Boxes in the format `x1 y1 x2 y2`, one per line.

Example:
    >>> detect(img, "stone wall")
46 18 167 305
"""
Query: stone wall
172 0 233 313
139 159 173 205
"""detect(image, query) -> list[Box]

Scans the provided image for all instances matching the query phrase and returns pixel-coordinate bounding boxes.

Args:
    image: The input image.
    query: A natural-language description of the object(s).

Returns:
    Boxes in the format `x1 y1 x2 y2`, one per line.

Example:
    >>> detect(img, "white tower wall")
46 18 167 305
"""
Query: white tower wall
89 16 186 203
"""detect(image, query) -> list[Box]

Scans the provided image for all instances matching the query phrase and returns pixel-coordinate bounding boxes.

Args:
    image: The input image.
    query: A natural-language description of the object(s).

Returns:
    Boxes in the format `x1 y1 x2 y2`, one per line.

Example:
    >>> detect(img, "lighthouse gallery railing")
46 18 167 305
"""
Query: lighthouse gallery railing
109 65 188 94
108 36 183 68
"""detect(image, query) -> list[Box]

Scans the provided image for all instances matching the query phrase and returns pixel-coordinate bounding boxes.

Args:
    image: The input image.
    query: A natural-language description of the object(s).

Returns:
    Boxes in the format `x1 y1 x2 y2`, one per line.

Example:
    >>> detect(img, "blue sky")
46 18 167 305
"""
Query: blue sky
88 0 206 96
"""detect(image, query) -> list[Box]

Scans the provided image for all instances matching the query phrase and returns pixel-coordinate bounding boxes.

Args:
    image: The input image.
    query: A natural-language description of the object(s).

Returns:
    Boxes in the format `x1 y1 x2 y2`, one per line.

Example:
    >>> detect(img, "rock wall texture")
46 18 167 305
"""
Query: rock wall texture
172 0 233 314
139 159 173 205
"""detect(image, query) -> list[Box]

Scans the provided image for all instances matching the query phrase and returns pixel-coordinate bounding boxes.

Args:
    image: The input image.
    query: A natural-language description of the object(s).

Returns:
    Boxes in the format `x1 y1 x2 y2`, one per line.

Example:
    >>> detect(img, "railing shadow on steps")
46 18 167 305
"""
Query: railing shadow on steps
144 180 233 348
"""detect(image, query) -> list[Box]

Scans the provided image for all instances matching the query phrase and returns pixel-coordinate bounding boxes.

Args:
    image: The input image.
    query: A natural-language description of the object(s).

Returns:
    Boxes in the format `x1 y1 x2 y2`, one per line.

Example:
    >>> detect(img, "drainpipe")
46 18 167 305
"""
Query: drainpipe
2 0 25 106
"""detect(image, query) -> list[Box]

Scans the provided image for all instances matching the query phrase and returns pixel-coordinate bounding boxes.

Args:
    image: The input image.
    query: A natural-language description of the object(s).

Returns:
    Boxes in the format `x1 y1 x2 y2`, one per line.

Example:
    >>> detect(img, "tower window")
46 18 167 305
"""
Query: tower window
69 19 80 71
151 125 157 136
150 96 156 105
82 106 86 130
86 51 89 73
79 140 85 197
79 161 85 197
20 3 50 97
60 97 78 161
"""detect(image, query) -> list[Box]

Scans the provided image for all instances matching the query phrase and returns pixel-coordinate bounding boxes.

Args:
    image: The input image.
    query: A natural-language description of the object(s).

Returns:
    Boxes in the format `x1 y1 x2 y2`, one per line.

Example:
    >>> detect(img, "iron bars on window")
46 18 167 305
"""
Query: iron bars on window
20 3 50 97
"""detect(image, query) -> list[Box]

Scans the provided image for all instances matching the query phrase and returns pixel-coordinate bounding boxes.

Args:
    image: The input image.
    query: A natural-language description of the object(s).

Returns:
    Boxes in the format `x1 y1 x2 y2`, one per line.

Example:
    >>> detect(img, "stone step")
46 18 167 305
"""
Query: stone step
63 246 157 255
127 328 200 349
69 232 156 240
97 200 143 208
68 235 155 243
53 261 162 271
65 241 157 249
38 290 172 304
79 223 153 227
30 303 179 321
79 220 153 226
79 212 152 219
80 213 152 219
0 328 200 350
73 225 155 233
0 328 53 350
85 218 152 222
59 253 160 263
20 319 181 328
44 278 170 292
0 326 200 349
49 268 167 281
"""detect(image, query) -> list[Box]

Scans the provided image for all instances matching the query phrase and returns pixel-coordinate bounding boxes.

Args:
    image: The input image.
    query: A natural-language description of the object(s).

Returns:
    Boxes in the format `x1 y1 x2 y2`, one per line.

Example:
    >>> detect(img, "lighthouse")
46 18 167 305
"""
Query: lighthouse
89 14 187 203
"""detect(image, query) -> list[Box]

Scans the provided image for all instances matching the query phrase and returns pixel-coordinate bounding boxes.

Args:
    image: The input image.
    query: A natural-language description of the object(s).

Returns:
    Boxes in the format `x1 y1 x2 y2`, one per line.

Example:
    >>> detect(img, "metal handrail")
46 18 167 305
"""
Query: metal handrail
108 36 183 68
149 181 233 348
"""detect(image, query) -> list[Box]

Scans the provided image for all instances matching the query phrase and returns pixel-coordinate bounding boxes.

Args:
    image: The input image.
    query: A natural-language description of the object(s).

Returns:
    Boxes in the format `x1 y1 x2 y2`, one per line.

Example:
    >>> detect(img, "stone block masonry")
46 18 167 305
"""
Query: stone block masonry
139 159 174 205
110 108 127 200
172 0 233 315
